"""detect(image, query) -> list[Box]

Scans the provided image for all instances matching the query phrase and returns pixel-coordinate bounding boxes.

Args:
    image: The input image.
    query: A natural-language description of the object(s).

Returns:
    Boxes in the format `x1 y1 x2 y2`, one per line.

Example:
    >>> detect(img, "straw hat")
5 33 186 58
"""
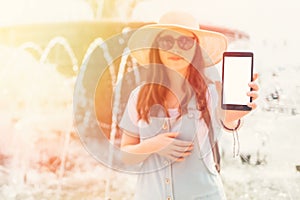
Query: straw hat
128 11 228 68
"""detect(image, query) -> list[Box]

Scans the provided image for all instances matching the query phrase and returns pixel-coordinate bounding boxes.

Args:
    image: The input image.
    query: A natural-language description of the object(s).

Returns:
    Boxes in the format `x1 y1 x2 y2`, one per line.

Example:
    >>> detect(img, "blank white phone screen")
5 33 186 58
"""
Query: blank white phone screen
223 56 252 105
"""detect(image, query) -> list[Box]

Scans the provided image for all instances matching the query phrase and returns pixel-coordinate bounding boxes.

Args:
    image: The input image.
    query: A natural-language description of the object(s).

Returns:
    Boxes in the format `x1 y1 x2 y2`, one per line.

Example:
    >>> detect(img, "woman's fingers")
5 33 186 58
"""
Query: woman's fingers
249 73 259 92
173 139 194 147
170 143 194 162
172 145 193 153
253 73 259 81
248 82 259 91
247 73 259 109
247 91 259 100
171 150 191 158
157 133 194 162
247 102 257 110
165 132 179 138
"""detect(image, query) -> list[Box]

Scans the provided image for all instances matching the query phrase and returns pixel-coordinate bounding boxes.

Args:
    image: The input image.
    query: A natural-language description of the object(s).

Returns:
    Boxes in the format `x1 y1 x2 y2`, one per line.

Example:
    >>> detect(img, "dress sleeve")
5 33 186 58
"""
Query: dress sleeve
118 87 140 135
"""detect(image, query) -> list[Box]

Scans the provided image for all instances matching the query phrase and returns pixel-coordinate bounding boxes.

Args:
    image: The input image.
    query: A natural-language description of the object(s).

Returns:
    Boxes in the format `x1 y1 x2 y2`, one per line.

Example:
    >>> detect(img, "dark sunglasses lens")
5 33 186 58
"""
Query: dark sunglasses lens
178 36 195 50
157 36 174 50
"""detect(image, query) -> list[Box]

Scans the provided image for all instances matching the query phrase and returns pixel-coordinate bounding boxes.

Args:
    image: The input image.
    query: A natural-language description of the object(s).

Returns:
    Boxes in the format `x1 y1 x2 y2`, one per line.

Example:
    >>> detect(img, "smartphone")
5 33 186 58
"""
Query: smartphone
221 52 253 110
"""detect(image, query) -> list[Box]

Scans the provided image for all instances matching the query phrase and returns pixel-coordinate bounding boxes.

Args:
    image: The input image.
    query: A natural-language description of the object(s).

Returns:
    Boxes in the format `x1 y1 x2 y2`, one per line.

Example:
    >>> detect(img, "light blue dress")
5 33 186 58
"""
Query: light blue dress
119 84 227 200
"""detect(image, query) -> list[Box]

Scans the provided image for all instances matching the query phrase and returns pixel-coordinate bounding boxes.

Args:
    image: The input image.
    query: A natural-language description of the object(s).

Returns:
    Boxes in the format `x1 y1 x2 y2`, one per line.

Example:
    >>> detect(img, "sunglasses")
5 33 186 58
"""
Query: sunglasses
156 35 196 51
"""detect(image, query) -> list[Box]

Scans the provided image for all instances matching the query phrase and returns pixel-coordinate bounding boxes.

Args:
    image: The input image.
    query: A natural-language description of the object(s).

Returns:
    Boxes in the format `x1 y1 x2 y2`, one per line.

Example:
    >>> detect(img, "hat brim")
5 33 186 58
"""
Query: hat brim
128 24 228 68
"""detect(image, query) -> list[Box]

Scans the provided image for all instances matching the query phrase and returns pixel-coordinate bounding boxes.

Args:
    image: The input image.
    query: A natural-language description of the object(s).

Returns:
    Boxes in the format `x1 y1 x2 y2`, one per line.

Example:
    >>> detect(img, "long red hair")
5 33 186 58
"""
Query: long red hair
136 35 212 128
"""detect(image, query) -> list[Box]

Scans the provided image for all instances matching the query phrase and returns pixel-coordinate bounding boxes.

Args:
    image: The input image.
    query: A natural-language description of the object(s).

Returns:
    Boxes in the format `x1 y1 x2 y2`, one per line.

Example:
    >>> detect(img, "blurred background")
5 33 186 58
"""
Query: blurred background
0 0 299 199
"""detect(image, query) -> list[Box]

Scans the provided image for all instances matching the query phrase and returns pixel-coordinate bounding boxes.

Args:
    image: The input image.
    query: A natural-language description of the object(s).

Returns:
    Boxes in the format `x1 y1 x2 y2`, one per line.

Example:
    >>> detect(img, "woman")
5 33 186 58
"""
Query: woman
118 11 259 200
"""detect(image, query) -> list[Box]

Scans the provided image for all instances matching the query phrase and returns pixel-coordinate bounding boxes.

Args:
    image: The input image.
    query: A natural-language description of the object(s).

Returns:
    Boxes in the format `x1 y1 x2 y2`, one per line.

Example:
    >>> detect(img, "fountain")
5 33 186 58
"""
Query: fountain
0 35 77 198
40 36 79 73
0 19 146 198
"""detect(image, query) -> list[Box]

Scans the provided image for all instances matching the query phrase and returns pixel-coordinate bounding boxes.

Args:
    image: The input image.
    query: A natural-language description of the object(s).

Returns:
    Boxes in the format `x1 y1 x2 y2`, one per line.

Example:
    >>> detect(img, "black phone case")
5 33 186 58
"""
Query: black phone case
221 52 253 111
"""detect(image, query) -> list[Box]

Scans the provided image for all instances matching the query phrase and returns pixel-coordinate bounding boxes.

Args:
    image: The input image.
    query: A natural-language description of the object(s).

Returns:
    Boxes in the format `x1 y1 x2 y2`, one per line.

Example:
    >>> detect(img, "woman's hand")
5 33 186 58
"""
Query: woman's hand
121 130 193 164
223 73 260 124
144 132 194 162
246 73 259 110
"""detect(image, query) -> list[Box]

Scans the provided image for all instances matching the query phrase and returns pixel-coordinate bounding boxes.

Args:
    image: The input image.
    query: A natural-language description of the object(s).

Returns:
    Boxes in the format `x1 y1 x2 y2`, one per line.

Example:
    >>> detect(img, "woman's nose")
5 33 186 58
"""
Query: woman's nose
170 43 182 56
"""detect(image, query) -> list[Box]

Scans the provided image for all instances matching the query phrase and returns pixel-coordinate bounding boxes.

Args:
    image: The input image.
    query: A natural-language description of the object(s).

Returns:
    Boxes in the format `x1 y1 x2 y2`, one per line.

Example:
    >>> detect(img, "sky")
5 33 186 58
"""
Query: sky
132 0 300 41
0 0 299 68
0 0 93 25
0 0 299 41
